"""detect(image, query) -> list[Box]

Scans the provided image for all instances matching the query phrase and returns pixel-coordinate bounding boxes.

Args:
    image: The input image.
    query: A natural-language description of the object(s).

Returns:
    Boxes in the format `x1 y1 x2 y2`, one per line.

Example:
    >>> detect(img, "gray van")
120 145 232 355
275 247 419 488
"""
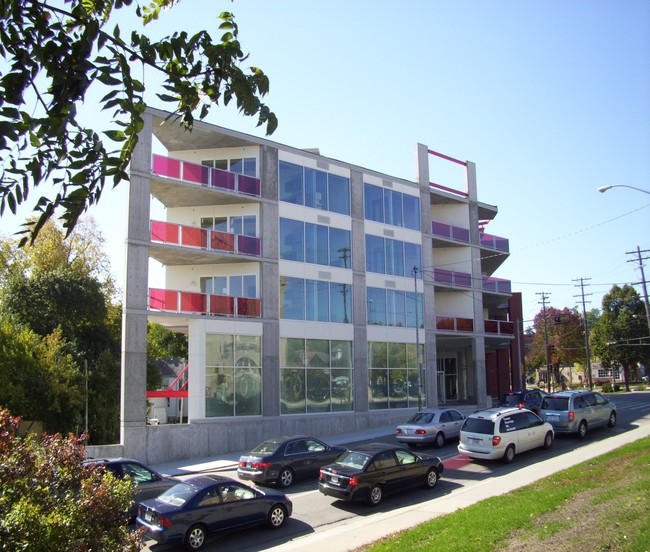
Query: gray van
540 390 616 438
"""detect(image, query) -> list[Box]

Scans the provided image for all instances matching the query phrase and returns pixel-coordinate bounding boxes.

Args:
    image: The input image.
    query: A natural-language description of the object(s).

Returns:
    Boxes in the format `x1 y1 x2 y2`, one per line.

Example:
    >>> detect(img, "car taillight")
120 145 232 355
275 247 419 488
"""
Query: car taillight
518 402 525 408
415 429 426 435
241 460 272 469
348 476 359 486
138 505 142 517
396 428 403 434
568 411 574 422
159 515 173 527
492 436 501 446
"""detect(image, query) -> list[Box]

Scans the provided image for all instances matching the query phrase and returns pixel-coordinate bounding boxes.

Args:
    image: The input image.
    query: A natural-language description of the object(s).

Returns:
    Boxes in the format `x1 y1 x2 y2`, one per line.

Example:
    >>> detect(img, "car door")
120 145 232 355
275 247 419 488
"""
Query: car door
216 482 265 530
588 393 609 427
446 409 466 439
284 439 311 477
394 448 424 489
369 450 402 495
120 461 171 503
303 438 337 476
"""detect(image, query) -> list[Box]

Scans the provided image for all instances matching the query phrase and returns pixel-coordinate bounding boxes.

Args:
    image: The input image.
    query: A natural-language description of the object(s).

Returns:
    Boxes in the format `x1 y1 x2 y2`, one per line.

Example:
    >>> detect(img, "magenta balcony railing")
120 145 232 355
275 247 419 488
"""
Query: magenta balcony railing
433 268 472 288
482 277 511 294
149 288 261 318
484 319 515 335
152 154 261 197
431 221 470 243
150 221 261 257
479 233 509 253
436 316 474 332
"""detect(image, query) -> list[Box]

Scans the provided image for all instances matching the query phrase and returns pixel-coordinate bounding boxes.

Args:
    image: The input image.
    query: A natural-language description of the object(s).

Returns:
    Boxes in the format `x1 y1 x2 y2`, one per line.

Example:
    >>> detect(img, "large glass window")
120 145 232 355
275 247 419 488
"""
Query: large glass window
280 337 353 414
402 194 420 230
280 276 305 320
367 287 387 326
387 290 406 327
280 218 304 262
328 174 350 215
366 235 421 278
329 227 351 268
305 167 328 210
404 243 422 279
281 277 352 324
281 218 351 269
364 183 384 223
206 334 261 417
384 189 403 228
279 161 303 205
330 283 352 324
368 340 422 410
280 161 349 215
305 223 329 265
385 238 404 277
367 287 423 328
365 234 385 274
202 157 256 177
306 280 329 322
363 183 420 230
201 275 256 298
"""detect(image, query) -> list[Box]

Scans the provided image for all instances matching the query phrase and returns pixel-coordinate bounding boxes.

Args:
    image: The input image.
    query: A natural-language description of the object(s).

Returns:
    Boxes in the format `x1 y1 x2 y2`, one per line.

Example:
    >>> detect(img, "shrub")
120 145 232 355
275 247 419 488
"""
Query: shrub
0 408 143 551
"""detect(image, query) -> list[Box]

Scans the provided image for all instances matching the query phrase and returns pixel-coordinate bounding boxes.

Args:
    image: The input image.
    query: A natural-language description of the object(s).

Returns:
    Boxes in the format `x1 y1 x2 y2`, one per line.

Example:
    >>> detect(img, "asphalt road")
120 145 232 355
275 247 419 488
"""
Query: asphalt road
143 391 650 552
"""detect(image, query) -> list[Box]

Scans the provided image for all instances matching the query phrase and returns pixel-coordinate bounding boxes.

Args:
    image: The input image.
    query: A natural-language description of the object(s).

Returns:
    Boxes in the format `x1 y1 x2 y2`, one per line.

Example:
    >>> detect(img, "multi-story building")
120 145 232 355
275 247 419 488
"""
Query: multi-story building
106 107 522 464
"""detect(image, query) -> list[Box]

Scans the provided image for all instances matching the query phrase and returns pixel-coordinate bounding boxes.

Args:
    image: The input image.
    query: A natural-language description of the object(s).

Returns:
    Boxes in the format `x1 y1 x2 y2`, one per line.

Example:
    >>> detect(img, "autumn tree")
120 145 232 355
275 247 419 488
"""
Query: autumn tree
0 1 276 245
525 306 587 390
591 284 650 391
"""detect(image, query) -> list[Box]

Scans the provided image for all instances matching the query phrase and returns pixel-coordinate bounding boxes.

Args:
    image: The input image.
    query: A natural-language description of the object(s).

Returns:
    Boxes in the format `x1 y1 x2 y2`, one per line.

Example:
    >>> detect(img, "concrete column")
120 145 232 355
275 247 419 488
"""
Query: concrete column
187 319 206 420
121 112 153 460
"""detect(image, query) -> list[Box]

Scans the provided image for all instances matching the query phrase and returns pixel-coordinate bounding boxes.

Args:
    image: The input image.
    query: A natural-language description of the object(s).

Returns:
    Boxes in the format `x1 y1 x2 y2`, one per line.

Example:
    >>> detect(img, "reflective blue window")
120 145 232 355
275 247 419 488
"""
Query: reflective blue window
331 283 352 324
280 218 304 261
406 291 424 328
330 228 351 268
364 183 384 223
306 280 329 322
365 235 385 274
385 238 404 277
279 161 303 205
367 287 386 326
404 242 422 279
305 223 329 265
387 290 406 327
305 168 328 210
402 194 420 231
280 276 304 320
328 174 350 215
384 189 403 228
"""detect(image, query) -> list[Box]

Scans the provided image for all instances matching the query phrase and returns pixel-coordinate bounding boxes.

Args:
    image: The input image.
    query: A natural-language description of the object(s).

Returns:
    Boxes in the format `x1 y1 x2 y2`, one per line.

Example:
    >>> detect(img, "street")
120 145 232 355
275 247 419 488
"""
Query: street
143 391 650 552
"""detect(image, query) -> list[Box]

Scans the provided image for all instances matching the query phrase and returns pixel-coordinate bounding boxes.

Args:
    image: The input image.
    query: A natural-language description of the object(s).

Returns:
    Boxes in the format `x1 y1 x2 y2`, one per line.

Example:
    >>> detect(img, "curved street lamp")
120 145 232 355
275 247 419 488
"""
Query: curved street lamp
598 185 650 195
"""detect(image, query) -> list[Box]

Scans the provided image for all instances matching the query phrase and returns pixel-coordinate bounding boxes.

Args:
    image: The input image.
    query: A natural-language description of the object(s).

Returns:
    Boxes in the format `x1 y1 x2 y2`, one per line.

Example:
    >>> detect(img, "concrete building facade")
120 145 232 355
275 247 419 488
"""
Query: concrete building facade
91 108 520 464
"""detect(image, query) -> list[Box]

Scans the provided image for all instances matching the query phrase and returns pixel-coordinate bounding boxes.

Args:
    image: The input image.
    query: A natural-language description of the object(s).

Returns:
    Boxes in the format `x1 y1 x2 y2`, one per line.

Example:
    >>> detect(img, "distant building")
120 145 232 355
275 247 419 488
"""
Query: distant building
106 108 521 464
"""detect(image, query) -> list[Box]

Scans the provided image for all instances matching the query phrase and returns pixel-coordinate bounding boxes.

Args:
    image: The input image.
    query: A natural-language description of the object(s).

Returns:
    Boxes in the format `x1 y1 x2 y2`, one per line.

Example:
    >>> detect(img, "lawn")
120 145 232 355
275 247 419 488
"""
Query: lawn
358 437 650 552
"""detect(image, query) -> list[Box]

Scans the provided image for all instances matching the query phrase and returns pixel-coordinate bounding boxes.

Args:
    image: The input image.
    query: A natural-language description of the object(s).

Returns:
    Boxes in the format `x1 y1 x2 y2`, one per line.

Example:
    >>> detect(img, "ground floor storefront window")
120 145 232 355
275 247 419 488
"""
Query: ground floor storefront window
368 341 422 409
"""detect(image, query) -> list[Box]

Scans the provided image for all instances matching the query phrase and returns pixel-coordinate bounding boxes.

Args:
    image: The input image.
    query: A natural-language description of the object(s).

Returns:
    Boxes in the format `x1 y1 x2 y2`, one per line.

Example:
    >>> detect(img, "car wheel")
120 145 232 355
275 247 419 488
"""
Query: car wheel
607 411 617 428
503 444 515 464
277 467 294 488
266 504 287 529
368 484 383 506
577 420 588 439
543 431 553 449
424 468 439 488
184 524 207 551
434 432 446 448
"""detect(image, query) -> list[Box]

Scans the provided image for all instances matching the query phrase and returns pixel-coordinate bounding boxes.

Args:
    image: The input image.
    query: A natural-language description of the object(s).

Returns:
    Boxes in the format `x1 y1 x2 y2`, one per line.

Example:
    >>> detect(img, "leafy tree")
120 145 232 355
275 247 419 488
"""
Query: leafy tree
0 408 142 550
591 284 650 391
0 1 276 245
525 307 586 390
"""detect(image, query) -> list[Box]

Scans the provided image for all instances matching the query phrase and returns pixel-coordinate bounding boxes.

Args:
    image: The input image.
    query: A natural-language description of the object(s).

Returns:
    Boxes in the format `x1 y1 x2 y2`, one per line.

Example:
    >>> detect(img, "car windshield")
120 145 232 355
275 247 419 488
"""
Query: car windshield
502 394 523 405
157 483 196 507
251 440 282 454
462 418 495 434
542 397 569 410
407 412 434 424
334 451 371 470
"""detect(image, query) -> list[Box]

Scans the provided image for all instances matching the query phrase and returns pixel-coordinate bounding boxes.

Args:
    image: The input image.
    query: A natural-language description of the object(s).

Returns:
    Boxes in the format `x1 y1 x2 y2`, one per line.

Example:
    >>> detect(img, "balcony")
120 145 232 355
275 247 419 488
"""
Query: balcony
432 268 472 288
436 315 514 336
479 232 509 253
431 221 470 244
482 277 511 294
484 319 515 335
149 288 261 318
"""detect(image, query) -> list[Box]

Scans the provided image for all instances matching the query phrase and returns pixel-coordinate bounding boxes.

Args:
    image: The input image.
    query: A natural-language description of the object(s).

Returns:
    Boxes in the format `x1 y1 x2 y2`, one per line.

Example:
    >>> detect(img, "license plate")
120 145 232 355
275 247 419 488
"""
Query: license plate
246 462 252 467
331 476 339 484
469 437 480 444
144 512 154 522
546 415 559 421
405 429 413 435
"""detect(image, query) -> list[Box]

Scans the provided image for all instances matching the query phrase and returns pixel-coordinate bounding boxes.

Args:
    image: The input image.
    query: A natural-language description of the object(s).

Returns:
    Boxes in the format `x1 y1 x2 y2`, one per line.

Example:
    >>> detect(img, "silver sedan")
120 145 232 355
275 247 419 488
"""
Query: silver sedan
396 409 466 448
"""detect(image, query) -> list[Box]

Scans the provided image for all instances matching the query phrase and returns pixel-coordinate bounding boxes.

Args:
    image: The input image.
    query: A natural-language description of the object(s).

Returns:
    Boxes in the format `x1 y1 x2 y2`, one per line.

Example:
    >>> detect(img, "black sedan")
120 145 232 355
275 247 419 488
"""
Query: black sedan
237 435 346 488
136 475 292 551
318 443 444 506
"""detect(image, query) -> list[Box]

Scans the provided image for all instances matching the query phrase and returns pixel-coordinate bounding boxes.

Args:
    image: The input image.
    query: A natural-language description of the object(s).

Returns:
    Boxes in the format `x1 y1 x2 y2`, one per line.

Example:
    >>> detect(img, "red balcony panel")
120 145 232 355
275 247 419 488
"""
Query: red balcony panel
237 174 261 196
451 226 470 243
181 226 208 248
180 292 206 313
151 221 179 244
237 297 261 317
436 316 455 330
210 231 235 252
238 235 261 256
484 320 499 334
456 318 474 332
211 168 235 191
150 288 178 311
152 155 181 179
500 321 515 335
209 294 234 316
182 161 210 185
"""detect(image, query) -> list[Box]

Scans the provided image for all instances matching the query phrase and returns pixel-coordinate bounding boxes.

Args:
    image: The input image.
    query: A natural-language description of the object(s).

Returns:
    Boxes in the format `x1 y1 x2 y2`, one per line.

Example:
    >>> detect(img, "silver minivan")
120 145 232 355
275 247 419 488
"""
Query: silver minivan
540 390 616 438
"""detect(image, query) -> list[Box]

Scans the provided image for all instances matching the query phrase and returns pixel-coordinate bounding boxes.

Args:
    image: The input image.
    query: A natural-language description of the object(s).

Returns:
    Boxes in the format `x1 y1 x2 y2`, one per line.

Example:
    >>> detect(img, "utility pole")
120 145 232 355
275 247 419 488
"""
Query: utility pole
627 246 650 336
413 265 423 410
537 292 551 393
574 277 593 390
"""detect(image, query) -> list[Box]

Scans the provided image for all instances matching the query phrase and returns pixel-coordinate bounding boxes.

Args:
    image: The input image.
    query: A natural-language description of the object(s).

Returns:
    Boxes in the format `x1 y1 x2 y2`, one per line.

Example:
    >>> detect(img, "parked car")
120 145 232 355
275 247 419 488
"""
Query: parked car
496 389 547 415
395 408 466 448
82 457 180 518
540 390 617 438
318 443 444 506
237 435 347 488
137 475 292 551
458 407 554 464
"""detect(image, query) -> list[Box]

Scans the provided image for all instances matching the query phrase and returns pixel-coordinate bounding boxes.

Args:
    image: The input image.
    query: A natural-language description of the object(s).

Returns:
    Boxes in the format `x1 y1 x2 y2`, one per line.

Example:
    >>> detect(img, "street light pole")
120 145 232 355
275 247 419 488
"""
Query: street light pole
413 265 423 411
598 185 650 195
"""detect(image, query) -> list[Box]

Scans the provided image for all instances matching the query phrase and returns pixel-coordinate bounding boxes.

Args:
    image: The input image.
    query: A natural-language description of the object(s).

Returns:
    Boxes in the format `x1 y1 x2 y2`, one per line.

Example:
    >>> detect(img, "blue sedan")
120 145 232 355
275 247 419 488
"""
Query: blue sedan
136 475 292 551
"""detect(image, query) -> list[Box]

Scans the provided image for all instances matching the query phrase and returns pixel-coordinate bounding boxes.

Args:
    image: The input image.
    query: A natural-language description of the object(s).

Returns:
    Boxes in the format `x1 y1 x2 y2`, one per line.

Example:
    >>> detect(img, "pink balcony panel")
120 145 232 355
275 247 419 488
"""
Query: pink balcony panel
180 226 208 248
238 235 261 256
480 233 510 253
182 161 210 185
151 221 179 244
209 294 235 316
211 168 236 191
451 226 470 242
455 272 472 287
180 292 206 313
433 268 454 285
237 297 261 317
237 174 261 196
456 318 474 332
150 288 178 311
210 231 235 252
483 277 512 294
152 155 181 179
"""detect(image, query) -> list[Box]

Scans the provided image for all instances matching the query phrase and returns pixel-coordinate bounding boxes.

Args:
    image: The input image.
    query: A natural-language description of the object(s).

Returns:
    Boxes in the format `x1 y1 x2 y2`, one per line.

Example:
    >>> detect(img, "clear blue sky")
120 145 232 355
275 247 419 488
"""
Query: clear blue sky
4 0 650 327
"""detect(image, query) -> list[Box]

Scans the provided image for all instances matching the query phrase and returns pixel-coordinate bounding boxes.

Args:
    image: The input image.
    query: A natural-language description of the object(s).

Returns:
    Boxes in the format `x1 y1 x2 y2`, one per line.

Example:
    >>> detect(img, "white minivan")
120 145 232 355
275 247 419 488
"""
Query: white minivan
458 407 554 464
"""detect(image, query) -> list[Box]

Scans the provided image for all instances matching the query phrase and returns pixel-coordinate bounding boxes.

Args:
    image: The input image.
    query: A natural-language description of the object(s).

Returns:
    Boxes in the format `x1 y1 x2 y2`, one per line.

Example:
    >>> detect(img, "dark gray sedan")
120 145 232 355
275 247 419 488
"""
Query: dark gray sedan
237 435 346 488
